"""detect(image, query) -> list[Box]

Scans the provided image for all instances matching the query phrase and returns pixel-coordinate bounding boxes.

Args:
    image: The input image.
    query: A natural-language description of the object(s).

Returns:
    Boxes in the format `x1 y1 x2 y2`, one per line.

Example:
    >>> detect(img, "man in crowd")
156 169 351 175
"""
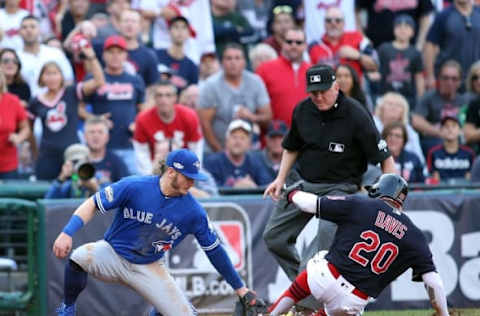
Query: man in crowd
257 27 310 127
45 117 129 199
81 35 145 175
17 15 74 96
133 80 203 175
412 60 468 155
156 16 198 92
198 43 271 154
309 7 378 80
204 119 271 188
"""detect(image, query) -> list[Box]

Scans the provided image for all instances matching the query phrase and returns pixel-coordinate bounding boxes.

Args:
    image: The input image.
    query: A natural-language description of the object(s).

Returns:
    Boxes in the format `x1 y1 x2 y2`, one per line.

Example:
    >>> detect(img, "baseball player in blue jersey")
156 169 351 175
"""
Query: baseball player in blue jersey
268 174 450 316
53 149 259 316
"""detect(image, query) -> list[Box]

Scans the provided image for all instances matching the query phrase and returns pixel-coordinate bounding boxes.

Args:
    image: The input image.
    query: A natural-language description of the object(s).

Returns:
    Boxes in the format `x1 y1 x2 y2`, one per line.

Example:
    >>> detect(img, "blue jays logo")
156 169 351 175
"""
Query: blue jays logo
152 240 174 253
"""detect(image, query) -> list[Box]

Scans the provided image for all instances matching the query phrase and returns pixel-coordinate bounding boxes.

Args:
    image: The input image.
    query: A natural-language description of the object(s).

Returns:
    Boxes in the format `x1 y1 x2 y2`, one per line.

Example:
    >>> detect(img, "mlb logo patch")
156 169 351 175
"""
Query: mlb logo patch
329 142 345 153
216 222 245 270
310 75 322 83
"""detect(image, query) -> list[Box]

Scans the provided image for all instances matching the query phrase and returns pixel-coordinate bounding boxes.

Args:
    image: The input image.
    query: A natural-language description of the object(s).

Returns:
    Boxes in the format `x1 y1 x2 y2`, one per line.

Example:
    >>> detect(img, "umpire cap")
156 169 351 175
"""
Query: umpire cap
306 64 336 92
367 174 408 205
166 149 208 181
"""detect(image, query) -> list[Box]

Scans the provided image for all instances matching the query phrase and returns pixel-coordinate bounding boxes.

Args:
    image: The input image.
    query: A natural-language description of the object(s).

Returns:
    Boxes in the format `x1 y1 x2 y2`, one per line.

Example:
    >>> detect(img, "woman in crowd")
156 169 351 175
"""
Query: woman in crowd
335 64 369 111
28 44 104 180
0 48 31 106
374 92 425 163
382 121 424 183
0 69 30 179
465 61 480 103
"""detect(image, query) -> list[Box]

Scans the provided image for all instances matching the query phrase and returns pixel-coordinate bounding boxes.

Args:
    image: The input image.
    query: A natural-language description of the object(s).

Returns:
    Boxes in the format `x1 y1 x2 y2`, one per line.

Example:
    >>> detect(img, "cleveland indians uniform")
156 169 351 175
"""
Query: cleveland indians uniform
271 195 436 315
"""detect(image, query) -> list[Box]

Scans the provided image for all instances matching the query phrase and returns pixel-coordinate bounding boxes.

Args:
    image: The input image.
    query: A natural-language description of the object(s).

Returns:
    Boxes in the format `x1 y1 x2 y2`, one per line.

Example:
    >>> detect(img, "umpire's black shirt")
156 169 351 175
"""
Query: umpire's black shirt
283 91 390 185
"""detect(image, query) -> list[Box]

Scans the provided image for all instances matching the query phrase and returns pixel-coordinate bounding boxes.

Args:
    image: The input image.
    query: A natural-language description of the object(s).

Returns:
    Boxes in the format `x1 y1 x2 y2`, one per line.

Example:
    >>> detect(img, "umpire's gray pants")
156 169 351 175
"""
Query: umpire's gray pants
263 171 358 282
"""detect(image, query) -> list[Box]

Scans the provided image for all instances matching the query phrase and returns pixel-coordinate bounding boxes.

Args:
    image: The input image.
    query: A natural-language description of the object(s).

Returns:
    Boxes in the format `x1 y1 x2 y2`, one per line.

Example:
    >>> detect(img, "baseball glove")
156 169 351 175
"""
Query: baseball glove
232 291 269 316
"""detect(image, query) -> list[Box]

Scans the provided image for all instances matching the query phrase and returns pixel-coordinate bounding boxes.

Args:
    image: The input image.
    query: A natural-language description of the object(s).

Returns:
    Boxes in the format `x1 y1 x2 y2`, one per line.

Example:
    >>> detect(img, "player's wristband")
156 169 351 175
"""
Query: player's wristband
62 215 84 237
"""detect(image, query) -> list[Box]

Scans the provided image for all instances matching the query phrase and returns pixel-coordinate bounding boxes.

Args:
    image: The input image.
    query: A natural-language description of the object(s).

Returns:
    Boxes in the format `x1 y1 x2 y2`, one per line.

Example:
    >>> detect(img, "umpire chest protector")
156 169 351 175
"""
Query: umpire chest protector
282 92 390 185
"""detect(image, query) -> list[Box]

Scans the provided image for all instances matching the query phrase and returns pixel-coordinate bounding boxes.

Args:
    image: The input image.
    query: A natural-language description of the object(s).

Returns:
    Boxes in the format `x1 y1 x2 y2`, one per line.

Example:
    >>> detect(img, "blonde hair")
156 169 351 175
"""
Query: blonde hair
466 60 480 93
375 92 410 124
0 69 6 94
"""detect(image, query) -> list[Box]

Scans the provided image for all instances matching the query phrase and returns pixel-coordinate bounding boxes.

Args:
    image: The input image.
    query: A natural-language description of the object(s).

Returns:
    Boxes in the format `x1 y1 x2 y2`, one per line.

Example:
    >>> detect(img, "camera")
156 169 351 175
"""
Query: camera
64 144 96 181
72 159 95 181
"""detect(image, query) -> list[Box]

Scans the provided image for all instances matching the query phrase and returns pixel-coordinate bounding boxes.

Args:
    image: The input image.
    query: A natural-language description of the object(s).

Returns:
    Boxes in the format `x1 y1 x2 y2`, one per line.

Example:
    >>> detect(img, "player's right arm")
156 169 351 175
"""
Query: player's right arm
422 272 449 316
53 198 97 259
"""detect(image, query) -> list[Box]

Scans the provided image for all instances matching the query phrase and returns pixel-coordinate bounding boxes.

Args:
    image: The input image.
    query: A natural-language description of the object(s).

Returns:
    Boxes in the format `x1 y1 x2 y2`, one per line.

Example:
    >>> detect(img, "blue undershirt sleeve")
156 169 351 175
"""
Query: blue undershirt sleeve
205 245 244 290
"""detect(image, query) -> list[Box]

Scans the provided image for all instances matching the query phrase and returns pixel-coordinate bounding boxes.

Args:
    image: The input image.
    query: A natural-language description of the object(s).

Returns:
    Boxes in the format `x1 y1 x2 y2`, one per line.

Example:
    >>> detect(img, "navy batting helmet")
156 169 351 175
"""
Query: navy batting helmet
367 174 408 205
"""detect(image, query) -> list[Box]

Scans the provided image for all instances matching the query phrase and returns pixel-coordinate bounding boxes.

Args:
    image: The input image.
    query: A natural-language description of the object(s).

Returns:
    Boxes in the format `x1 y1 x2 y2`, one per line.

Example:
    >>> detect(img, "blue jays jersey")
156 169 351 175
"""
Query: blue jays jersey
322 195 436 298
93 175 220 264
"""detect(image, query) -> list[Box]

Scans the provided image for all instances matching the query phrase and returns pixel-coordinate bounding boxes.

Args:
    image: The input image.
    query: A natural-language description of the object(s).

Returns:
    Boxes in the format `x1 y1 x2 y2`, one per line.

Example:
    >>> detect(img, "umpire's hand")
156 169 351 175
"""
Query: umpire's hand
53 232 73 259
263 178 284 201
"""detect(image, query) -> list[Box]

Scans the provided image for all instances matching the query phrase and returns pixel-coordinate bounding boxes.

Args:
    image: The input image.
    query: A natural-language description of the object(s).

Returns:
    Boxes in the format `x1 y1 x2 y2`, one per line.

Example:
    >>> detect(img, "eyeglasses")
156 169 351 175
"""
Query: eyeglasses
285 39 305 45
0 58 18 65
273 5 292 15
325 17 344 24
440 75 460 82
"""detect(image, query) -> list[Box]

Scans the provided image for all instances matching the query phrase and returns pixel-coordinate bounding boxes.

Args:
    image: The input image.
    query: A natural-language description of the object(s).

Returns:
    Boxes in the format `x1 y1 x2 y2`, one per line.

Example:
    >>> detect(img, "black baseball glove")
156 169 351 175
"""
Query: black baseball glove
232 291 269 316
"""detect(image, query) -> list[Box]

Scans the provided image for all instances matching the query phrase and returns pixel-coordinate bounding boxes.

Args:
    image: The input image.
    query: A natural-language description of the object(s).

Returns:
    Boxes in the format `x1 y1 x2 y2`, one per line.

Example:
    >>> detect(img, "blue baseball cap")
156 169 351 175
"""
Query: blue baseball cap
166 149 208 181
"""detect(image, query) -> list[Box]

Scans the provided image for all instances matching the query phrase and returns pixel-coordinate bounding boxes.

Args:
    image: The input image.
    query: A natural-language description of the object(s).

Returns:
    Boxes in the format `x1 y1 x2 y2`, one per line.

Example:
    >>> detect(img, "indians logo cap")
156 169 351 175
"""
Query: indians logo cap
166 149 208 181
306 64 336 92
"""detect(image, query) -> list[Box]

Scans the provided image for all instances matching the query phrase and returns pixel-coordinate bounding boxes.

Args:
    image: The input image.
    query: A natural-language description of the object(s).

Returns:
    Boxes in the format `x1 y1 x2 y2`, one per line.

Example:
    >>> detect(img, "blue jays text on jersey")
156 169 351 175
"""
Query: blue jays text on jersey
93 175 220 264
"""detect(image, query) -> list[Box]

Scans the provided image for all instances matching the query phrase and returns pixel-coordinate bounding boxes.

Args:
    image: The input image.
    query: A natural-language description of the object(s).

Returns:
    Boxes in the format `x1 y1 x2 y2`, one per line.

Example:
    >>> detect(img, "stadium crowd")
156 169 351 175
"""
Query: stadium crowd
1 0 480 194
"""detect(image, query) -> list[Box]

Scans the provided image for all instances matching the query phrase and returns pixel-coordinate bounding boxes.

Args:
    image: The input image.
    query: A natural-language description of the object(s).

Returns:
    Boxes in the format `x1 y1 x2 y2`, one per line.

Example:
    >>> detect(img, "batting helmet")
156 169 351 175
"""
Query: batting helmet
367 174 408 205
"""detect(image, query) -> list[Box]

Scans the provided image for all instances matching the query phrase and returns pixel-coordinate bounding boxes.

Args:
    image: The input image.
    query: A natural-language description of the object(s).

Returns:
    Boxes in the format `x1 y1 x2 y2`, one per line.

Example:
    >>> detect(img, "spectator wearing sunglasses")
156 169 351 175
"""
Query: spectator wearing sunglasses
304 0 356 45
263 5 296 56
256 27 310 127
412 60 468 156
309 7 378 81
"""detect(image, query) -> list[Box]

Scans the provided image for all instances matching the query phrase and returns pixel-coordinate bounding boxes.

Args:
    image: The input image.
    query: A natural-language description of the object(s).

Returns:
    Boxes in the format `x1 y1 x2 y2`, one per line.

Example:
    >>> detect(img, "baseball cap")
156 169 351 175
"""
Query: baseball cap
267 120 288 137
394 14 416 29
166 149 208 181
440 115 460 126
103 35 127 50
227 119 252 135
64 144 89 161
306 64 336 92
167 15 197 38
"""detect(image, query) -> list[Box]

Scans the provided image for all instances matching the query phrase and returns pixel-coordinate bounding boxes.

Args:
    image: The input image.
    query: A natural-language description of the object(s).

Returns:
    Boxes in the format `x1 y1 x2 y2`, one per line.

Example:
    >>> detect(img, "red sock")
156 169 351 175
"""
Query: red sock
268 270 311 312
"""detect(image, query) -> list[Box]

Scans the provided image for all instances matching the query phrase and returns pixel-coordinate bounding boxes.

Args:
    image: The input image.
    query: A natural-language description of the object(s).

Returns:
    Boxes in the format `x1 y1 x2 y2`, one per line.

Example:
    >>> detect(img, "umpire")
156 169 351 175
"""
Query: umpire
263 64 396 281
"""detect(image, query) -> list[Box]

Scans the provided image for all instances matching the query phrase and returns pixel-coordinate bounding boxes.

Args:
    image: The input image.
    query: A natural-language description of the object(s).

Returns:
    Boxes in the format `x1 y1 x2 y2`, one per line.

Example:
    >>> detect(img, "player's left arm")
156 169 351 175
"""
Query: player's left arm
52 198 97 259
194 212 248 296
288 189 353 222
422 271 449 316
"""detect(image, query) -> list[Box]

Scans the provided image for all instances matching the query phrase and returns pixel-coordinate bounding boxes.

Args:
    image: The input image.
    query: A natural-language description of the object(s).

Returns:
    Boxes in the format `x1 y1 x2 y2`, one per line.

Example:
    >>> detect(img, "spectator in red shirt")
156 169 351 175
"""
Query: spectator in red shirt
257 27 310 127
133 80 203 175
308 6 378 80
0 69 30 179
